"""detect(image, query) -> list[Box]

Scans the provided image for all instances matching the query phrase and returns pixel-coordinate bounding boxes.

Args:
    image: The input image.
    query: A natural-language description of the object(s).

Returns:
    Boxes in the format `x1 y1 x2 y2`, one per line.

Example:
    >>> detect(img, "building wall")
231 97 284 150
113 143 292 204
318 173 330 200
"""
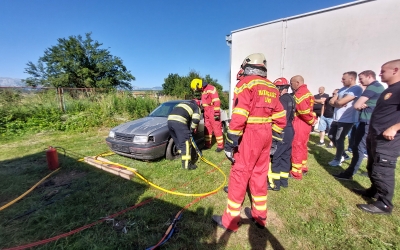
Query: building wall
228 0 400 112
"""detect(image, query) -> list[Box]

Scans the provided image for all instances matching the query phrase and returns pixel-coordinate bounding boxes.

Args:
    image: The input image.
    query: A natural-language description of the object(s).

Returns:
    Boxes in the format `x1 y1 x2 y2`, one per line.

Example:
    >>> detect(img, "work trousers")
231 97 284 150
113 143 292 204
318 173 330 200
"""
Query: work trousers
222 124 271 231
204 107 223 149
269 125 294 188
365 133 400 210
343 122 369 176
328 122 353 161
291 117 312 179
167 121 196 169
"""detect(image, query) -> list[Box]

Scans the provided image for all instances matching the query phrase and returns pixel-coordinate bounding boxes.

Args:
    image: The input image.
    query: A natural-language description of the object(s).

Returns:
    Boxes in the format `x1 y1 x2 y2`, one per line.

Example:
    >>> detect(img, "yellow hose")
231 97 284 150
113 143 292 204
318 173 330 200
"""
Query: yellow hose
0 168 61 211
93 151 227 197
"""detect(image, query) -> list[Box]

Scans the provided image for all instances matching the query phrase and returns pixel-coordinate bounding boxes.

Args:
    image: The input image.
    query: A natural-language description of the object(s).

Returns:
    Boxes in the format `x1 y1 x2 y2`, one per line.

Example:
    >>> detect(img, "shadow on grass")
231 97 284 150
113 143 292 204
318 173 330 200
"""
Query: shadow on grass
0 150 284 249
307 134 373 203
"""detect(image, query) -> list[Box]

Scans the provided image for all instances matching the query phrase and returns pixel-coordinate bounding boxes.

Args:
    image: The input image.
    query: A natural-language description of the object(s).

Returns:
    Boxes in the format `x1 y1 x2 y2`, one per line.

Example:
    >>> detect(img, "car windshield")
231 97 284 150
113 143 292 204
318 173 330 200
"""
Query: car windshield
148 102 180 117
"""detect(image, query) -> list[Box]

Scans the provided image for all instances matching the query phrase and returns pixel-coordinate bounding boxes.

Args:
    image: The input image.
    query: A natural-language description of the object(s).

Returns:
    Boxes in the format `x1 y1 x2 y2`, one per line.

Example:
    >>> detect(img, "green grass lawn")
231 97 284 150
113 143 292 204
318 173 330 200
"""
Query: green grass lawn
1 129 400 249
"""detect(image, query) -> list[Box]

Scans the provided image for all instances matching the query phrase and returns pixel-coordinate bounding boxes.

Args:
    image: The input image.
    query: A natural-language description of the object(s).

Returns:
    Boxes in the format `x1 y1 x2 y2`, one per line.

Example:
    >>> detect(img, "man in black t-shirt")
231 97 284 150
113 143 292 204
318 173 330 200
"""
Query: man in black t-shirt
316 89 338 147
354 59 400 215
313 87 329 131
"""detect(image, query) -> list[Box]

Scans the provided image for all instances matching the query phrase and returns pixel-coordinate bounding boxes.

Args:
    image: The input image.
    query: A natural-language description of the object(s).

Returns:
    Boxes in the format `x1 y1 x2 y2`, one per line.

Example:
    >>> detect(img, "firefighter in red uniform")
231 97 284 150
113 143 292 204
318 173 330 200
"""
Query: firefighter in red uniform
212 53 286 232
289 75 317 180
191 79 224 152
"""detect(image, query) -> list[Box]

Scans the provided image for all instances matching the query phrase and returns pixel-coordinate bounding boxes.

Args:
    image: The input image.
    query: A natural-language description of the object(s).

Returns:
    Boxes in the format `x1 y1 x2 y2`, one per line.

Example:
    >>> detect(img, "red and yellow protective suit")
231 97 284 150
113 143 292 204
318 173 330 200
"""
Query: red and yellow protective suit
222 75 286 231
290 84 316 180
201 84 224 149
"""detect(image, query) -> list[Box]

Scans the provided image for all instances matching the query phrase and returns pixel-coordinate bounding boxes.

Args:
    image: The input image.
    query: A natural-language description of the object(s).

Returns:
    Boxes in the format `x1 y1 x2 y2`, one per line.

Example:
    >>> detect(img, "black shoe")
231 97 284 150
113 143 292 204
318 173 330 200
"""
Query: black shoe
244 207 265 229
212 215 234 232
223 186 228 193
316 142 325 147
186 163 197 170
326 144 334 149
332 172 353 181
356 204 391 215
351 188 378 199
267 183 280 191
215 147 223 153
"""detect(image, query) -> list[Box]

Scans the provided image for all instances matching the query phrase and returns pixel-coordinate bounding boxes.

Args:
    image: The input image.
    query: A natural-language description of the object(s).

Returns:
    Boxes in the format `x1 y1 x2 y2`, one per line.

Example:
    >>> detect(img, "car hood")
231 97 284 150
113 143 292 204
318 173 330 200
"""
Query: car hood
111 117 167 135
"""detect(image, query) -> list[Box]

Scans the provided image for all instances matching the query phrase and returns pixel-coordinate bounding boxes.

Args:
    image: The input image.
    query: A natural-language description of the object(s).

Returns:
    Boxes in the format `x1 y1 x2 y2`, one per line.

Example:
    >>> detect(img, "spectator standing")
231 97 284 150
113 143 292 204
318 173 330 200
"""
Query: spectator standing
355 59 400 214
328 71 363 167
333 70 384 180
317 89 338 147
212 53 286 231
313 87 329 131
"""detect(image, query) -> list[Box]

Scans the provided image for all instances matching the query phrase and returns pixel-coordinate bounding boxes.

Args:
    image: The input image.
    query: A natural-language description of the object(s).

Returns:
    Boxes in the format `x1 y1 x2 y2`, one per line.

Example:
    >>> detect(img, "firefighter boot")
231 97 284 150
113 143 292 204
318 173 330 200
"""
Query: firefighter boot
268 179 280 191
302 165 309 176
182 161 197 170
280 178 289 188
289 170 302 180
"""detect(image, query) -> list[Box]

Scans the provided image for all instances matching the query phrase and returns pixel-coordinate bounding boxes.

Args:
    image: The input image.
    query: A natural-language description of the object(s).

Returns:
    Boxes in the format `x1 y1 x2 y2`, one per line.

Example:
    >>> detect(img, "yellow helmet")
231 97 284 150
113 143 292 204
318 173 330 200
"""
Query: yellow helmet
241 53 267 69
190 78 203 91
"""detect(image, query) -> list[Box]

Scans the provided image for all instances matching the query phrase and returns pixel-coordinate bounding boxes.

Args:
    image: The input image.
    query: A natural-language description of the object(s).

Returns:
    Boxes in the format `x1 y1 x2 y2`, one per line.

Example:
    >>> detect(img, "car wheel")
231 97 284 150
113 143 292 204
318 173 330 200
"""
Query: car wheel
166 138 180 160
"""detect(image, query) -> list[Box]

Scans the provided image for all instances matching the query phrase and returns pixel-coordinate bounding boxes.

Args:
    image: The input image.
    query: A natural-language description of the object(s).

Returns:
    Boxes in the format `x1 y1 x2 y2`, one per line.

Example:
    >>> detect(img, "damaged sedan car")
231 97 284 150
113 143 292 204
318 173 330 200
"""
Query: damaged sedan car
106 100 229 160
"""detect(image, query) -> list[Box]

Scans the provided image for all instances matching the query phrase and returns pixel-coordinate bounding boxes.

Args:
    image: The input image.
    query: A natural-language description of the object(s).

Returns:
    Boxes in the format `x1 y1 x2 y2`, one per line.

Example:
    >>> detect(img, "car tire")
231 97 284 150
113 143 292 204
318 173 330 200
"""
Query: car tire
166 138 180 160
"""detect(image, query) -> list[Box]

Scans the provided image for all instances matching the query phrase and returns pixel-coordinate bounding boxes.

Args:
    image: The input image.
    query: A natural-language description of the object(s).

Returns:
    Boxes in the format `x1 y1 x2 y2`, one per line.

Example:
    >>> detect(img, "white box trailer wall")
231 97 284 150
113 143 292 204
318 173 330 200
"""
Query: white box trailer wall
227 0 400 114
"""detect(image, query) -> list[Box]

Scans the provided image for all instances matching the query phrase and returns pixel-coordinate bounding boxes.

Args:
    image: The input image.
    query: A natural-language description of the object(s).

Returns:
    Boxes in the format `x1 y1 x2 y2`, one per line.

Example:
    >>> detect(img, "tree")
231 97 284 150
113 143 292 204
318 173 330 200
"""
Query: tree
161 70 228 109
24 33 135 90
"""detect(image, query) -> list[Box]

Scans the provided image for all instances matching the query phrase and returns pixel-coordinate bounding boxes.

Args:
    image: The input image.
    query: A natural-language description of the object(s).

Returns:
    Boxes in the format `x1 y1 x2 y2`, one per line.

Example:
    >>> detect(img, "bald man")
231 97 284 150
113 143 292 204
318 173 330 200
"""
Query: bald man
289 75 317 180
355 59 400 215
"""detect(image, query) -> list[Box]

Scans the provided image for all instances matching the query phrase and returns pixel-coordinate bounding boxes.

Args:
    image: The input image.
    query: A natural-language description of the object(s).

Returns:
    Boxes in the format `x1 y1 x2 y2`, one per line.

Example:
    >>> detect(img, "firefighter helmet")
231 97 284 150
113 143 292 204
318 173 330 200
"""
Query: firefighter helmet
241 53 267 69
273 77 289 86
190 78 202 91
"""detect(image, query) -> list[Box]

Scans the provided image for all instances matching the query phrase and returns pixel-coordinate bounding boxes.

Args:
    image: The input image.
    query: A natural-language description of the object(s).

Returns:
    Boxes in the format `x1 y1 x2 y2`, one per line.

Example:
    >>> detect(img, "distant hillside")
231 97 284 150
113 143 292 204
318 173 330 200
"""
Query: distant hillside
0 77 24 87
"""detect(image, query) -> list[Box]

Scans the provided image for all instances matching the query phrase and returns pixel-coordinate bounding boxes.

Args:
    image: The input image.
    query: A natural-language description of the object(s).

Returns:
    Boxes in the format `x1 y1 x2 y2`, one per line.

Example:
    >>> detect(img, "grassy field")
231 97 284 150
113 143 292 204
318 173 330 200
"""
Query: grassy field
1 129 400 250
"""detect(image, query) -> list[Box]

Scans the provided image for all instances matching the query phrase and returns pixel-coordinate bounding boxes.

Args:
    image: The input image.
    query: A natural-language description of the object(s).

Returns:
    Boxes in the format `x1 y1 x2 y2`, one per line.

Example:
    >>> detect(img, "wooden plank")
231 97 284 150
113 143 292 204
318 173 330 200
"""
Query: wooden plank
83 157 135 180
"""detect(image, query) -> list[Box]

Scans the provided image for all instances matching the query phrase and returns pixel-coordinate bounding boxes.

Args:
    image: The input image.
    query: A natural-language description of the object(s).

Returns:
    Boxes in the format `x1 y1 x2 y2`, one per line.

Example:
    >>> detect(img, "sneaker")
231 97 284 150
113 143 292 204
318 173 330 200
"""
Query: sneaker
215 147 223 153
186 163 197 170
332 172 353 180
223 186 228 193
328 159 342 167
343 155 351 161
244 207 265 229
316 142 325 147
326 144 334 149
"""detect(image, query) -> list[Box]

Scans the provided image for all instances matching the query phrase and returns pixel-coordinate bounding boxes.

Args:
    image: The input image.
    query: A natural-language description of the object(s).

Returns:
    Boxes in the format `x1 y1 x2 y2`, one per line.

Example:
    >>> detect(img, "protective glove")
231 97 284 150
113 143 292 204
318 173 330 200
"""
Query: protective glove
224 132 240 164
270 131 284 156
224 143 235 164
214 110 221 121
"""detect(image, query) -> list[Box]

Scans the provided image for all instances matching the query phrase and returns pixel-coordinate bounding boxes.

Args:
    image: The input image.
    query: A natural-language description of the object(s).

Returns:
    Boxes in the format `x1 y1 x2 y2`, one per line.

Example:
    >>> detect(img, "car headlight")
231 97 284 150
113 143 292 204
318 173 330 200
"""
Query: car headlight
133 136 148 143
109 131 115 138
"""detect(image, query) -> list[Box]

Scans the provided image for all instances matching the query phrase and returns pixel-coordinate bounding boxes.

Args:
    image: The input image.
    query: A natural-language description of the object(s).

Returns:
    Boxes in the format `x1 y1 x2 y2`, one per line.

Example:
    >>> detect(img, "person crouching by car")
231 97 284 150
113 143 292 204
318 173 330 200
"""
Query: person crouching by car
167 100 201 170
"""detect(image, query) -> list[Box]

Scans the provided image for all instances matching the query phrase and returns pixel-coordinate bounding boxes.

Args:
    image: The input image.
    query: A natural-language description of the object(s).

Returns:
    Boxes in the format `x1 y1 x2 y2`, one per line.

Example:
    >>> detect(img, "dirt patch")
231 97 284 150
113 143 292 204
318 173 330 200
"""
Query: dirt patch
267 209 285 231
39 170 87 187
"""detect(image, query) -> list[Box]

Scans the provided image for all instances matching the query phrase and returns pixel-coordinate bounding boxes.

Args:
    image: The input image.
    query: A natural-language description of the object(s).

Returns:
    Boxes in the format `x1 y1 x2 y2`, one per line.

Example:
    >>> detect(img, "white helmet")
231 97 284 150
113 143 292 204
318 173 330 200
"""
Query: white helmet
241 53 267 70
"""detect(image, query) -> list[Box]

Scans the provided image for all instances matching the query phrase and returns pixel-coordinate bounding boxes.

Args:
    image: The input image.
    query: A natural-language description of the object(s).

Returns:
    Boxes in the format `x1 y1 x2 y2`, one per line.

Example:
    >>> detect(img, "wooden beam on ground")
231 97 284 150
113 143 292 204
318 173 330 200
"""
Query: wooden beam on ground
83 156 136 180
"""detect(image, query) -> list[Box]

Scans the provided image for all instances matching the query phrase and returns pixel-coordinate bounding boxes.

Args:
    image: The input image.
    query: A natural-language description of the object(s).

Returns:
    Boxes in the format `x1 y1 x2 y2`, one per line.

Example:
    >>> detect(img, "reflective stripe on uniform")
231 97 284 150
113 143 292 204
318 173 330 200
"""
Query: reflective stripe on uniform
168 115 187 124
226 208 241 217
294 93 313 104
234 79 276 95
252 203 267 211
232 107 249 118
176 103 193 116
272 124 283 133
227 199 241 209
247 117 272 124
280 172 289 178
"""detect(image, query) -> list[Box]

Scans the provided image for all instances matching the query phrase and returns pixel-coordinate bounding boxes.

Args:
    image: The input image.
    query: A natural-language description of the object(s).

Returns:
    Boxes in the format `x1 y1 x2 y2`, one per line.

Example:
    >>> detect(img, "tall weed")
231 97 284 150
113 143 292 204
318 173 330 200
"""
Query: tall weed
0 89 158 139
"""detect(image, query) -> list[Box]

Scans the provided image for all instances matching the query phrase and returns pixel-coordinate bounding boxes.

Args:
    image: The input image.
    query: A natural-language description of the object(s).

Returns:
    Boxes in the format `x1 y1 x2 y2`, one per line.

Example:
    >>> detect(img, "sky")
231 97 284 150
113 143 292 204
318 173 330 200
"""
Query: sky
0 0 352 90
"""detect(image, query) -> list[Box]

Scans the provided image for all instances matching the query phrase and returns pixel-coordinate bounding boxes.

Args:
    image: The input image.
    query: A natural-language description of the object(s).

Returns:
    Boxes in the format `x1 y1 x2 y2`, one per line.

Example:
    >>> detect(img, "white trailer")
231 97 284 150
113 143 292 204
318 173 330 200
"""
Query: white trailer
226 0 400 114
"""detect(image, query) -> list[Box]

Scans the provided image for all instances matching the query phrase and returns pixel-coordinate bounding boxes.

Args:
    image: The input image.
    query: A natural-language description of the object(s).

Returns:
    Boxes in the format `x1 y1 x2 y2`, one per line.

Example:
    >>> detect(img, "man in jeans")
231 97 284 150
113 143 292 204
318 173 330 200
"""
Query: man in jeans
328 71 363 167
317 89 338 147
333 70 384 179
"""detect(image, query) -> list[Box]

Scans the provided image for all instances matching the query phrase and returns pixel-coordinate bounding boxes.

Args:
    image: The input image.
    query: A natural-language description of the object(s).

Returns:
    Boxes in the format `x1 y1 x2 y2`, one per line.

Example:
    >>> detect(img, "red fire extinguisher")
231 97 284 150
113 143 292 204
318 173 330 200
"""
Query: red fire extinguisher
46 146 59 170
